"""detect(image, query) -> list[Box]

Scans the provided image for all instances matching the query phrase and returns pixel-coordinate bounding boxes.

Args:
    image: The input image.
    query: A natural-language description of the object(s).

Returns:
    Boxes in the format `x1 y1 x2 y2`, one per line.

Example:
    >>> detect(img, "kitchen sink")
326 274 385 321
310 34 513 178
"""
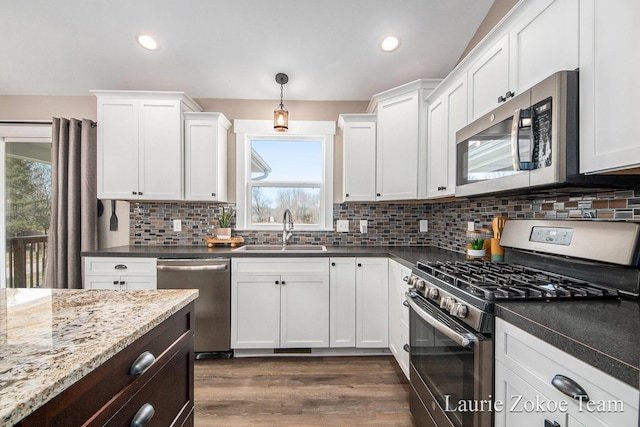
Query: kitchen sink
233 244 327 252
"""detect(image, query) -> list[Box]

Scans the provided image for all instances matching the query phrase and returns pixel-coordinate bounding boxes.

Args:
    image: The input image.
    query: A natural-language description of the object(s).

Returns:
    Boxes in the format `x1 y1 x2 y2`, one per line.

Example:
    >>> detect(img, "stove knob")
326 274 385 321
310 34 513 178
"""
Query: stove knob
446 298 457 312
452 303 468 319
415 279 426 291
427 287 439 300
440 296 452 310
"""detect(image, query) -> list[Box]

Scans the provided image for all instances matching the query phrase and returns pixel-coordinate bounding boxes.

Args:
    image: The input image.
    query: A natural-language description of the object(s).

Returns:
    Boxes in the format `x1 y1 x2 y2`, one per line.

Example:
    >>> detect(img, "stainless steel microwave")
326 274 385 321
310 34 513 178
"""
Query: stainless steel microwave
456 70 579 197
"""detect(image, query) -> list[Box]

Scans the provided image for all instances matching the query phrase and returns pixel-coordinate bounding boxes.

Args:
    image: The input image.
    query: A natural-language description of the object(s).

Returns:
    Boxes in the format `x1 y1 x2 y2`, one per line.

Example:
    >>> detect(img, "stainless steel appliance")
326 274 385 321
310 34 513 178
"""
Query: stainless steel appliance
406 220 640 427
157 258 232 359
455 70 633 197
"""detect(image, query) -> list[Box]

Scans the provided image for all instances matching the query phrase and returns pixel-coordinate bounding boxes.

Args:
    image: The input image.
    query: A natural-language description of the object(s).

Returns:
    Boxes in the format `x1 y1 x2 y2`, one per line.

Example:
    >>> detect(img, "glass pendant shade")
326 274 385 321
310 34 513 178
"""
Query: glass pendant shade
274 105 288 132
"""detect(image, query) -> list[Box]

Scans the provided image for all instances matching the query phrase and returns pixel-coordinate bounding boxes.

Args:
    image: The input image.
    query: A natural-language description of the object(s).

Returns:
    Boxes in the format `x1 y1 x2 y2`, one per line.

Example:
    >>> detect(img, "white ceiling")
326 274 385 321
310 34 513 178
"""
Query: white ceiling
0 0 494 101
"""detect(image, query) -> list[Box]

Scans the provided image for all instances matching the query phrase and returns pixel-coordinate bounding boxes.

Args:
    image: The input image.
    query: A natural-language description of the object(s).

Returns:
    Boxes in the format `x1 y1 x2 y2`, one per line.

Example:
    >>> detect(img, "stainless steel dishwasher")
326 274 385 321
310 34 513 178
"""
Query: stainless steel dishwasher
157 258 232 359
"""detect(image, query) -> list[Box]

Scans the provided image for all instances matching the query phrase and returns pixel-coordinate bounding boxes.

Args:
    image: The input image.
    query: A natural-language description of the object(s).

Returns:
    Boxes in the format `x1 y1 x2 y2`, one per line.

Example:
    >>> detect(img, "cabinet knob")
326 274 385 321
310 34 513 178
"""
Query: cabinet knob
281 280 286 285
345 194 350 197
403 344 410 353
544 421 561 427
403 300 410 307
130 403 155 427
275 280 280 285
113 280 119 285
376 193 381 197
129 351 156 375
331 262 336 266
212 192 216 197
119 280 125 285
357 263 362 267
138 191 143 195
132 191 137 195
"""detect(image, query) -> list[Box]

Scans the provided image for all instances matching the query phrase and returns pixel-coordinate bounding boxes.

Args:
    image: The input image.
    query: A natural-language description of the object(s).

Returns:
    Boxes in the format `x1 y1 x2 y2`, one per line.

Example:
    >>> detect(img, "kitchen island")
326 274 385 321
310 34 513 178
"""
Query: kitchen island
0 288 198 426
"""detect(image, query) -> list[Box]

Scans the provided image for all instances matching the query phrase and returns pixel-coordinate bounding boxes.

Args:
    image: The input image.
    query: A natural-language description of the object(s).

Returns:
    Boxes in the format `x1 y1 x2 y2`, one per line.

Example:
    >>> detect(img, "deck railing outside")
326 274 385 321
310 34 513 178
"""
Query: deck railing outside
6 235 48 288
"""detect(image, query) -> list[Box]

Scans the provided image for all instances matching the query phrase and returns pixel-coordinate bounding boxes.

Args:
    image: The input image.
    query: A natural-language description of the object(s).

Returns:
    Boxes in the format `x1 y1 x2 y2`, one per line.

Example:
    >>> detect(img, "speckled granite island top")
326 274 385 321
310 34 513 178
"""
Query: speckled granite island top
0 288 198 426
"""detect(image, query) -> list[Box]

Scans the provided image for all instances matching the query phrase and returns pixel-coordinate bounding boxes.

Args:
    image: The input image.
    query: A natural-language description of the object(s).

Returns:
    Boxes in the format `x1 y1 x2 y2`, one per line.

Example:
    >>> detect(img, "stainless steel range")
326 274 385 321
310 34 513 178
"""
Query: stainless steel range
406 219 640 427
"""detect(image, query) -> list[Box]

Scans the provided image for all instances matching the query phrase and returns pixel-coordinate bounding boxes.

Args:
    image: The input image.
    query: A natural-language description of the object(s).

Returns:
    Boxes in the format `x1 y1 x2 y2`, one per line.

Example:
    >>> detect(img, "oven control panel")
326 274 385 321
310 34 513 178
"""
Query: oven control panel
530 226 573 246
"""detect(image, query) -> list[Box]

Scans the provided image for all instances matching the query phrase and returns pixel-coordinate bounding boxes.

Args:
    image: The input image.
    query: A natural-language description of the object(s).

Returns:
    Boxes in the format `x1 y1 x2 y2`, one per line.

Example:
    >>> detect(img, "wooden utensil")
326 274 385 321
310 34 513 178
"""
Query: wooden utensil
495 216 508 240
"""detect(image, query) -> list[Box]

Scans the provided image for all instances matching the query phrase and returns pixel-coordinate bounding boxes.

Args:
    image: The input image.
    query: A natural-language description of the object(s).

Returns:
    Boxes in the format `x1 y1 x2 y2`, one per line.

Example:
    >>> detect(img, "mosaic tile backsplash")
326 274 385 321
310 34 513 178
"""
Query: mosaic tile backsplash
130 189 640 253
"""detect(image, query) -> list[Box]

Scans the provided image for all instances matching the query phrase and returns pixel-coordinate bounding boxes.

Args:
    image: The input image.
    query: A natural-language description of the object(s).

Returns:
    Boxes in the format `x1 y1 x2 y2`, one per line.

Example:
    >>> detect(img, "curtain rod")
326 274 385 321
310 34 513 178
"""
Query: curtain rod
0 120 97 128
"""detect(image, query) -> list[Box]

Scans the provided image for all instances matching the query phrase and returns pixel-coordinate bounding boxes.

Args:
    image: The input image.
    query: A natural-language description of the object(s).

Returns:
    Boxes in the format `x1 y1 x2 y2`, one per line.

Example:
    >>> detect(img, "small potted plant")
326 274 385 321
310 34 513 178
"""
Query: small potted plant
467 238 486 258
216 206 234 239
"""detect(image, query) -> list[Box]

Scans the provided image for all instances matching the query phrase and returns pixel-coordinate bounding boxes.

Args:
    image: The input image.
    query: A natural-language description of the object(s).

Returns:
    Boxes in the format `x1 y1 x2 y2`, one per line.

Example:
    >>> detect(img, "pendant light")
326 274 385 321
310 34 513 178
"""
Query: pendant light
274 73 289 132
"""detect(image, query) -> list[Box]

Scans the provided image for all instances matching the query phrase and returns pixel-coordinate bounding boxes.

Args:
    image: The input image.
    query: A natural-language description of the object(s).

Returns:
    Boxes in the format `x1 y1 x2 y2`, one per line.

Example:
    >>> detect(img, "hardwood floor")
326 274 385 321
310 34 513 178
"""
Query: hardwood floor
194 356 415 426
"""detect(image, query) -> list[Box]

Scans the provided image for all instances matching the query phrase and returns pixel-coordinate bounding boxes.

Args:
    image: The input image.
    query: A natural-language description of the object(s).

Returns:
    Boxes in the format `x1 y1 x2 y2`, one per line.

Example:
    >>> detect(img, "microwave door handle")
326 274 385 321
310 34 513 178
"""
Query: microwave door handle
511 108 522 171
406 293 478 348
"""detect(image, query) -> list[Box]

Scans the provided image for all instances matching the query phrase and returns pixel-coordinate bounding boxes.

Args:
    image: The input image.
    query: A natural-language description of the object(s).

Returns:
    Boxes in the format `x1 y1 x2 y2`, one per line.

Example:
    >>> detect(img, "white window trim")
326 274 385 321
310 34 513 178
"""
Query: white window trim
234 119 335 231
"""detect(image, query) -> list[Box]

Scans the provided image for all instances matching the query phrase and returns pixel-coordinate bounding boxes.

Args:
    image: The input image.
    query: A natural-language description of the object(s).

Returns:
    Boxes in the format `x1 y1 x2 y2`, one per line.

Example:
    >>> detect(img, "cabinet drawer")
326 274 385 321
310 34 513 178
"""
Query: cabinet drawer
85 257 157 276
105 338 193 427
495 318 638 426
232 258 329 275
21 303 194 426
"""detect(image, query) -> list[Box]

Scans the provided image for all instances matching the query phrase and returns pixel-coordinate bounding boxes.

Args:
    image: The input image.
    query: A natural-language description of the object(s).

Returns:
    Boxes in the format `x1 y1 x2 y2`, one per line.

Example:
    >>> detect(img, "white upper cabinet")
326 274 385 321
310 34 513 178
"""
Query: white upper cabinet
184 112 231 201
94 91 201 200
467 0 579 122
468 34 510 121
509 0 579 94
368 80 439 201
338 114 377 202
427 76 467 198
579 0 640 173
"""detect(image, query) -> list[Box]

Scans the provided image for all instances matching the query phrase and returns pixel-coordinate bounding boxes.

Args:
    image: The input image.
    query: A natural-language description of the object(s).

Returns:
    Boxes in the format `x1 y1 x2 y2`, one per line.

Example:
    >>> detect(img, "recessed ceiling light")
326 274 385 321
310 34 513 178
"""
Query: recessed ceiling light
380 35 400 53
136 33 159 51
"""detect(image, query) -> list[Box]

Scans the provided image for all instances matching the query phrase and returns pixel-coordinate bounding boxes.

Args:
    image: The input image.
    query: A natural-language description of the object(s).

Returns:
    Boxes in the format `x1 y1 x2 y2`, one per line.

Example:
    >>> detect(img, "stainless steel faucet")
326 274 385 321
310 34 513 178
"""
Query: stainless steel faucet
282 208 294 246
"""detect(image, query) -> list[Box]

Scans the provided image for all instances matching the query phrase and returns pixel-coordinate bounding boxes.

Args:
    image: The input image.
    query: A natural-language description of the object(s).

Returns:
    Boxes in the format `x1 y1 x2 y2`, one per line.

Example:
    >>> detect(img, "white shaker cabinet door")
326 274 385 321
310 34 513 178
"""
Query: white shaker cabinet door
468 35 510 121
356 258 389 348
580 0 640 173
138 100 183 200
97 100 139 199
509 0 579 94
329 258 357 348
280 275 330 348
231 275 281 349
376 92 419 200
340 117 377 202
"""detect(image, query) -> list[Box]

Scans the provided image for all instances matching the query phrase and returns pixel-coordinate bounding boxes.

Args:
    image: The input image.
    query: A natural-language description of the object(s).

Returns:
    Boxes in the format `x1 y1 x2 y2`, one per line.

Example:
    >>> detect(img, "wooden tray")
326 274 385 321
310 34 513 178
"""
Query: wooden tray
204 236 245 248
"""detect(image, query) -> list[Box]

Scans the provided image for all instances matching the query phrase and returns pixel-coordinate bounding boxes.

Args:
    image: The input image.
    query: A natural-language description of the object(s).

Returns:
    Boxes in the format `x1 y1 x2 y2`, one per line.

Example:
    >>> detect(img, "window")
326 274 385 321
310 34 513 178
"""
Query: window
235 120 335 230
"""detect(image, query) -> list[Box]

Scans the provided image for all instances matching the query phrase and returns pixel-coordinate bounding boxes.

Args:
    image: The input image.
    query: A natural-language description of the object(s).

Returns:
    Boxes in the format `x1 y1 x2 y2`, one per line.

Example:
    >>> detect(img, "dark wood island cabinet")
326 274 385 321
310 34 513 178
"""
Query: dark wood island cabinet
0 289 197 427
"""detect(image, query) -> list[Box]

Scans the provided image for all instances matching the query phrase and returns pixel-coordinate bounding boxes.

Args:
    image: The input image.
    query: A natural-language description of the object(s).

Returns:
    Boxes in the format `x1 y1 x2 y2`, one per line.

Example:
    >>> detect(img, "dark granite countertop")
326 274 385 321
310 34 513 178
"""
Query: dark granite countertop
83 244 639 389
495 299 640 388
81 245 467 269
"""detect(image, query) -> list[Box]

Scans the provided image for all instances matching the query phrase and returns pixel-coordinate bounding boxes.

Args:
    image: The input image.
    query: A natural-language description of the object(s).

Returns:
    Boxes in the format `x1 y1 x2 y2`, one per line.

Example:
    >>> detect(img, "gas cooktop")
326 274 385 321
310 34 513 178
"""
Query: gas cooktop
416 260 620 302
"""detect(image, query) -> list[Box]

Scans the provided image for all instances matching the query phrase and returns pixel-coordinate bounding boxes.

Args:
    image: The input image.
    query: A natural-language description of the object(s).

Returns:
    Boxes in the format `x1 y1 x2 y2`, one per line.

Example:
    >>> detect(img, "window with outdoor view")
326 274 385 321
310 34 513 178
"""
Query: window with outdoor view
234 120 335 231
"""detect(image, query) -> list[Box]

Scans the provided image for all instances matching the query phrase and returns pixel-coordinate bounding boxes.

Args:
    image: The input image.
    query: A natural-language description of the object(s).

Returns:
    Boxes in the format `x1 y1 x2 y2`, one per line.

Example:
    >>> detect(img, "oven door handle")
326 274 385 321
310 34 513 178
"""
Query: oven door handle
406 293 478 348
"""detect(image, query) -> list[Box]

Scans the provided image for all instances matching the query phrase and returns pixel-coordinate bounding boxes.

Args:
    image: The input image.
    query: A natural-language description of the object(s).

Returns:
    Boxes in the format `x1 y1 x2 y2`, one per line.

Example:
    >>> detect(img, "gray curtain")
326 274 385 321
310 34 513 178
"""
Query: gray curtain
45 118 97 289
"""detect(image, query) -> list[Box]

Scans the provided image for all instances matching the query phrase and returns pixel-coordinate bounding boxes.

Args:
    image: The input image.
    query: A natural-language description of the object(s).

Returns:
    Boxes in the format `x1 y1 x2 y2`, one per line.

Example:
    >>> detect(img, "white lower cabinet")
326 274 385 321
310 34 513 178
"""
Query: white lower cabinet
495 318 639 427
231 258 329 349
82 257 157 290
329 257 389 348
388 260 410 379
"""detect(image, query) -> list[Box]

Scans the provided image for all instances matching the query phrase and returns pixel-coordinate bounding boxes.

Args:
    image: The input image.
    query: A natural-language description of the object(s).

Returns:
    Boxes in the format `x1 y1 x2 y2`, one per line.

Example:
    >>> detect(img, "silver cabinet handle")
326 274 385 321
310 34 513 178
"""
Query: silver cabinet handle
403 300 410 307
402 276 409 282
406 293 477 347
156 263 228 272
114 264 128 270
130 403 155 427
551 374 589 402
129 351 156 375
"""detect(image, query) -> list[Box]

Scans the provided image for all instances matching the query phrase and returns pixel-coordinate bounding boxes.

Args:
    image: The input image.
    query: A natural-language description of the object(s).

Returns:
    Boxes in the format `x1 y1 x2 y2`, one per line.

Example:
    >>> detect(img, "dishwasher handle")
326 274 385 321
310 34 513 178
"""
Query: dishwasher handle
157 263 228 272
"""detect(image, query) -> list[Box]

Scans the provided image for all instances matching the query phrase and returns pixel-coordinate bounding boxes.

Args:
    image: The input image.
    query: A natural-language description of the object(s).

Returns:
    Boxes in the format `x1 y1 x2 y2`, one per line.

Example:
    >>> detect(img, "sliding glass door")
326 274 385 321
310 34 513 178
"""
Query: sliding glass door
0 124 52 288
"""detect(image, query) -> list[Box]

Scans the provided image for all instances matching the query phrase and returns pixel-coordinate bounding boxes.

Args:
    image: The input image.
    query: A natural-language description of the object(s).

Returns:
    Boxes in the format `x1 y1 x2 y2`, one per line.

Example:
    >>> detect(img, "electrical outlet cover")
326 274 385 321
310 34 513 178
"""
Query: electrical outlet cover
336 220 349 232
173 219 182 232
420 220 428 232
